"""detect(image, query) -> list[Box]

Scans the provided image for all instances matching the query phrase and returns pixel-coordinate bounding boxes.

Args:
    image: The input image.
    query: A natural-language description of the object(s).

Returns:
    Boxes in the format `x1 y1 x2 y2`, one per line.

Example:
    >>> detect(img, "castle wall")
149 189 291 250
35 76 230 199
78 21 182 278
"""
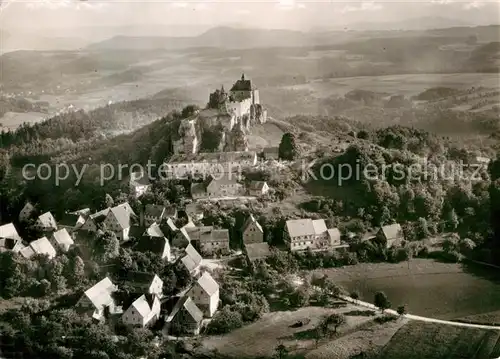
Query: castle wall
228 98 252 119
252 89 260 105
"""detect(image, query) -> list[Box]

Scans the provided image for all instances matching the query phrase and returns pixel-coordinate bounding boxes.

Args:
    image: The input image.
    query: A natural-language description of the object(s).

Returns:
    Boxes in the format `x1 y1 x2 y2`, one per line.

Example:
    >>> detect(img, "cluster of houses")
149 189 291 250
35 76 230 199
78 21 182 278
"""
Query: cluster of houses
0 193 405 336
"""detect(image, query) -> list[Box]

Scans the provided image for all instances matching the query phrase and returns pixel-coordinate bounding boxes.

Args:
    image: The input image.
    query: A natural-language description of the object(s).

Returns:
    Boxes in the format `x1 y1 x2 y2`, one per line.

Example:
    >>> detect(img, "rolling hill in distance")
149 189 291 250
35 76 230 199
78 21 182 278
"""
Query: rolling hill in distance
87 24 500 51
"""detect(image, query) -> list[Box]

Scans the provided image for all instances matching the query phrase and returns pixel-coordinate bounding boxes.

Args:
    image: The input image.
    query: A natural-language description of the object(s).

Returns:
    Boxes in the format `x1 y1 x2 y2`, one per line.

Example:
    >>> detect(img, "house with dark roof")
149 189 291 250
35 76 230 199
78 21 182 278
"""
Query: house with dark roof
185 203 204 221
51 228 74 252
135 235 171 262
377 223 404 248
76 277 121 322
57 212 85 233
244 242 271 265
143 204 166 227
122 293 161 328
122 272 164 298
206 173 244 198
247 181 270 197
188 271 219 317
164 296 204 335
263 147 280 160
242 214 264 245
19 202 36 223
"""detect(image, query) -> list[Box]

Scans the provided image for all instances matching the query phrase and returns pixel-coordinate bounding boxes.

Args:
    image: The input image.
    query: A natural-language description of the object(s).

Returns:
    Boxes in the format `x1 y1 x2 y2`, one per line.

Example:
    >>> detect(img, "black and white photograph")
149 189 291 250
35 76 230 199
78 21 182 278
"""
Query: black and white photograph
0 0 500 358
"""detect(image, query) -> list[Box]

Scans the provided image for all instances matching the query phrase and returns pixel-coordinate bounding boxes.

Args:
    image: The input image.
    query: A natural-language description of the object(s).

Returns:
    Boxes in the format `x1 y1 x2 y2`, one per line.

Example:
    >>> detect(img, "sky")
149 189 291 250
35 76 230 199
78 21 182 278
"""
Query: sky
0 0 499 35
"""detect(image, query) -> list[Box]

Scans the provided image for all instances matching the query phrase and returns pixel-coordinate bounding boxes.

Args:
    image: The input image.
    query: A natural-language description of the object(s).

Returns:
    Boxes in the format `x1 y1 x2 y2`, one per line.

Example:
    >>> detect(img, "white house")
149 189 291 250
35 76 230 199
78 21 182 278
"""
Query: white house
51 228 74 252
0 223 21 242
76 277 121 322
188 271 220 318
35 212 58 232
130 170 151 198
285 218 334 251
82 203 136 241
19 202 36 223
122 294 161 328
20 236 57 260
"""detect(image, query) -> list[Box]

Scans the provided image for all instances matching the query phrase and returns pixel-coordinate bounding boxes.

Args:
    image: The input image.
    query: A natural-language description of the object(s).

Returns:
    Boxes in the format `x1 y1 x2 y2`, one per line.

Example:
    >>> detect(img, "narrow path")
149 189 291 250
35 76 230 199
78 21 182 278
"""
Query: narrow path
340 296 500 330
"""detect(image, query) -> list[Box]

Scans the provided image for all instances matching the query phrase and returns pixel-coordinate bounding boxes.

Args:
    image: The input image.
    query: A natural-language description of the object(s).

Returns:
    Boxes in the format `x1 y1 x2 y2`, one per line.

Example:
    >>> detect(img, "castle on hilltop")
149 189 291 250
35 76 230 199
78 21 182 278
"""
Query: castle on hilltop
173 74 267 155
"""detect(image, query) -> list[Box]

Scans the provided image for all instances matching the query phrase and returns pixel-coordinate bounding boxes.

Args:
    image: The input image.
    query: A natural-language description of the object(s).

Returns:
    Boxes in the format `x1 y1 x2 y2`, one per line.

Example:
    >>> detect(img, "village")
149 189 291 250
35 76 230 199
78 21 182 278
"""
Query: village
0 74 411 340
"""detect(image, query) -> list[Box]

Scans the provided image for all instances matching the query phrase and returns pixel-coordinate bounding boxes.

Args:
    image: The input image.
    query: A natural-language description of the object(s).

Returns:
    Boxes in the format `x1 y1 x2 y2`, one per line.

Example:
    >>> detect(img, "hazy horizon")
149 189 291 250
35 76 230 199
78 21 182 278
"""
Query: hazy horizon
1 0 499 36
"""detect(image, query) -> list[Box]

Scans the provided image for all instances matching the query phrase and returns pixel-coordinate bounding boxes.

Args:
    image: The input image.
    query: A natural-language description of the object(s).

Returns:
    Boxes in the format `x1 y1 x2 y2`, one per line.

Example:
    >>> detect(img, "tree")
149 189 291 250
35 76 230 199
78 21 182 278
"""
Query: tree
416 217 431 240
288 286 310 308
446 209 459 231
274 343 289 359
94 231 120 263
104 194 114 208
397 304 407 316
206 306 243 334
459 238 476 254
326 313 346 333
278 132 299 161
374 291 391 312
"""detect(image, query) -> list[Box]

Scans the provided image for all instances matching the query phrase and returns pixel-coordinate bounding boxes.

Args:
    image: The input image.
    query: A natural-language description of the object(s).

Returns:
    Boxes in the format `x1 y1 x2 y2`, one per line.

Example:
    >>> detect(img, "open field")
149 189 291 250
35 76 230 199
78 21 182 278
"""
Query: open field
306 318 408 359
281 73 500 99
378 321 500 359
246 122 285 150
0 111 47 130
201 304 378 358
314 259 500 320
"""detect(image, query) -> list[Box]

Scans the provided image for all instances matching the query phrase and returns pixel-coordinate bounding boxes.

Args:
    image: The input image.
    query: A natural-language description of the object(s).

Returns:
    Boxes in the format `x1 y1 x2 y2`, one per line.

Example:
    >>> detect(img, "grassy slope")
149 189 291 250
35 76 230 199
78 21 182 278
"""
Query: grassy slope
378 321 500 359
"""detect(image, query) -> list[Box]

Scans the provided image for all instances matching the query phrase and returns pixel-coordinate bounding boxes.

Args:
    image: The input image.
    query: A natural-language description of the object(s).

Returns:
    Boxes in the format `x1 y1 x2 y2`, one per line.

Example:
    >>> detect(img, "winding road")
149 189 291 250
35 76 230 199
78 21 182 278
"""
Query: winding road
340 295 500 330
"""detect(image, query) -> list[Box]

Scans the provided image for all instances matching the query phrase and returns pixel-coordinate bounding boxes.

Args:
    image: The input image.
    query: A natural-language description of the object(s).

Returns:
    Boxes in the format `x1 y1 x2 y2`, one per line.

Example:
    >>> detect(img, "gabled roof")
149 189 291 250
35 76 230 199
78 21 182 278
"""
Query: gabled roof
166 296 203 324
245 242 271 261
185 203 204 215
312 219 327 235
327 228 341 242
37 212 57 229
263 147 279 154
185 243 202 265
286 219 316 237
0 223 21 241
206 173 241 188
29 236 57 259
69 208 91 216
211 229 229 242
191 182 207 196
144 204 165 218
83 277 116 309
242 214 263 233
57 213 84 228
186 226 213 241
125 271 159 286
381 223 403 241
230 74 252 92
145 223 164 238
136 236 169 257
196 272 219 296
164 206 177 218
128 294 159 319
178 227 190 243
52 228 74 248
165 217 178 232
181 255 198 273
20 245 35 259
248 181 267 191
108 203 135 230
130 171 150 187
0 238 24 253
